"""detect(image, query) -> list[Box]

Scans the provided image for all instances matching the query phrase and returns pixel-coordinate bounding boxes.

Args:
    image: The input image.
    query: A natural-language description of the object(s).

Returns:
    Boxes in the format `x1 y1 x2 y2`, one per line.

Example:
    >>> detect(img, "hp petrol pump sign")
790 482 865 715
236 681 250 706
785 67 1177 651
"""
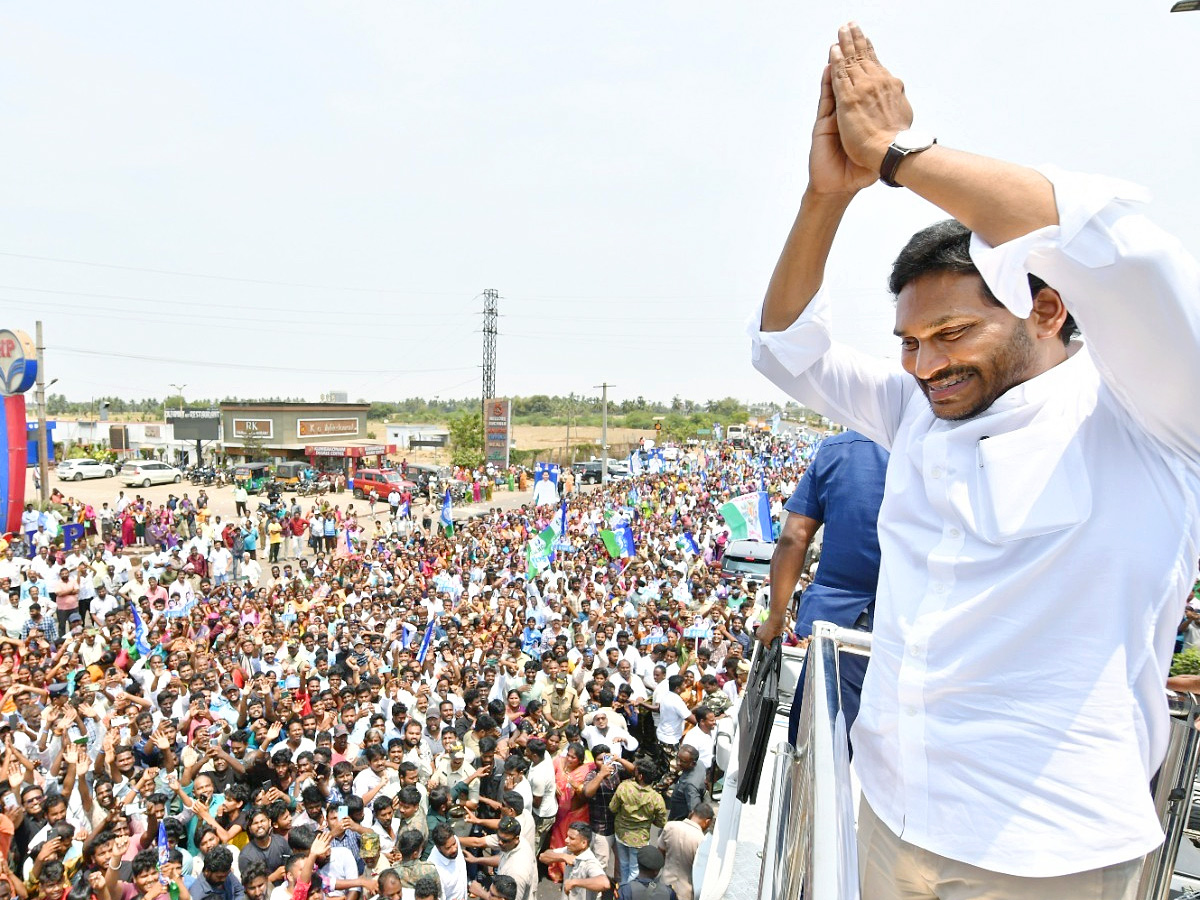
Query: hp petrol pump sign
0 330 36 396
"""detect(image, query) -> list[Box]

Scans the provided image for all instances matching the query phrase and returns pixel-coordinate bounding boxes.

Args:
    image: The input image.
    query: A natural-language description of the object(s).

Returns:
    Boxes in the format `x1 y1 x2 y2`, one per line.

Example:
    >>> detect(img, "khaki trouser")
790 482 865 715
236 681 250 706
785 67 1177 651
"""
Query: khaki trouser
858 797 1142 900
592 832 617 880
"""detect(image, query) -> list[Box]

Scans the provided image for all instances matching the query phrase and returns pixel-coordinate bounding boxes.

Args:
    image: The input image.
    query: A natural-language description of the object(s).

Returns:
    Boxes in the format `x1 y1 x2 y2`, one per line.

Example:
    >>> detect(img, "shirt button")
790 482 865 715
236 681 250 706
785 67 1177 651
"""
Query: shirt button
903 706 918 717
930 466 944 479
933 583 948 594
908 645 921 657
948 528 962 539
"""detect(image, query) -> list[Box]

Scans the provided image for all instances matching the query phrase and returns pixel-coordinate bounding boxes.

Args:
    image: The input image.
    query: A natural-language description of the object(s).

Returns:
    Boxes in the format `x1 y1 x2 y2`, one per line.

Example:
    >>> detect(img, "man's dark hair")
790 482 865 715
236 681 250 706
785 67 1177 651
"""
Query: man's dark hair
490 875 518 900
635 758 659 784
888 219 1076 345
501 790 524 815
430 823 454 847
412 876 439 900
497 815 521 839
288 824 317 853
131 849 160 877
202 845 234 875
396 786 421 808
241 859 268 886
428 786 450 812
397 828 424 858
567 822 593 843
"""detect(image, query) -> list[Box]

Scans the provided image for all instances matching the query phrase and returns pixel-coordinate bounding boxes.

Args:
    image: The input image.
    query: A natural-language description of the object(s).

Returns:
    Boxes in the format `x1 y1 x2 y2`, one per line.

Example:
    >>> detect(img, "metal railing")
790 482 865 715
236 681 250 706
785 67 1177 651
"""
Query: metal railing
756 621 1200 900
1137 691 1200 900
759 621 867 900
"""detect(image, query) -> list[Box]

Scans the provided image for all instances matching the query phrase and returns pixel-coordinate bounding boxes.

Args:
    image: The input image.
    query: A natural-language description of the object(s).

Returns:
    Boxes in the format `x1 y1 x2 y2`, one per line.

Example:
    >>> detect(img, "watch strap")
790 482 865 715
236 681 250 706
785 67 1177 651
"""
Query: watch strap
880 137 936 188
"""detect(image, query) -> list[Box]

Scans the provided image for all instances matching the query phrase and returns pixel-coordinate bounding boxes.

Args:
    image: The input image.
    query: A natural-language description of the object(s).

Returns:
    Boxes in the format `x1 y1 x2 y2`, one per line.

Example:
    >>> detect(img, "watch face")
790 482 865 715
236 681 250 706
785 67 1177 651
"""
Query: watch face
893 129 934 151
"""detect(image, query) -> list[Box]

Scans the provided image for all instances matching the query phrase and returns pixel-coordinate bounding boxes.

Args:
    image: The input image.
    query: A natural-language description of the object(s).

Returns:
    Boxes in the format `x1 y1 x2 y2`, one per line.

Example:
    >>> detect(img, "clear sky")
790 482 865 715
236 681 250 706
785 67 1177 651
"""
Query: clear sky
2 2 1196 410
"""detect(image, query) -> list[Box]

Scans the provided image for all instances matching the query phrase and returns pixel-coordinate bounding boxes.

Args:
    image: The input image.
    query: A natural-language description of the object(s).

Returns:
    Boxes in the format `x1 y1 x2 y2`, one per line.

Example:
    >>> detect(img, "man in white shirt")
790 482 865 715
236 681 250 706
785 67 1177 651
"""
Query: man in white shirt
0 589 27 638
651 676 694 761
525 738 558 854
679 706 716 771
750 23 1200 897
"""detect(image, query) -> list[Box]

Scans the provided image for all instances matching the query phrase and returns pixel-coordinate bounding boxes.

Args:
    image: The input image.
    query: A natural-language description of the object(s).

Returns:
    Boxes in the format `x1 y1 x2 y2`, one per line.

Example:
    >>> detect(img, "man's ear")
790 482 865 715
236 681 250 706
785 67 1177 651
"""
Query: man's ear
1029 286 1068 342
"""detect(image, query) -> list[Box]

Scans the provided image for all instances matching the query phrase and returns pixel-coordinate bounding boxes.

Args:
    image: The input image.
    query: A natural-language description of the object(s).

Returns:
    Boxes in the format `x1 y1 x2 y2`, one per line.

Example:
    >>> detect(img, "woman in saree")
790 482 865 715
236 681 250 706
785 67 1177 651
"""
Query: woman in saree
120 512 136 548
545 741 594 882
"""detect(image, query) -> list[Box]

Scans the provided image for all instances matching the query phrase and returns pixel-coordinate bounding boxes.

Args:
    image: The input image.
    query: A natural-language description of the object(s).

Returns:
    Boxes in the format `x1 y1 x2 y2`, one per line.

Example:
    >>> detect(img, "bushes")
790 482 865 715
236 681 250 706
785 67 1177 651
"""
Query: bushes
1171 646 1200 676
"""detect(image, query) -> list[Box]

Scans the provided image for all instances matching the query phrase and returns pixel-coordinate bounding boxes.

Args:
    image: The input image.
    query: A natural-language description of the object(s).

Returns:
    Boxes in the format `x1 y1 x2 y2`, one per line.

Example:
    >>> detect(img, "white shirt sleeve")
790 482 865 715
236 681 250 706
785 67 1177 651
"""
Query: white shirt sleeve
971 165 1200 462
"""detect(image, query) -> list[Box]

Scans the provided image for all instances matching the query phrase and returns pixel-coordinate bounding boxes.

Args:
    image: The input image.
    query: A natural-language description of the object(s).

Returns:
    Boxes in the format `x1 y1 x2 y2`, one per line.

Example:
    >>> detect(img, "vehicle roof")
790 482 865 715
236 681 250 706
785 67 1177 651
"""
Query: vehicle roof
723 539 775 561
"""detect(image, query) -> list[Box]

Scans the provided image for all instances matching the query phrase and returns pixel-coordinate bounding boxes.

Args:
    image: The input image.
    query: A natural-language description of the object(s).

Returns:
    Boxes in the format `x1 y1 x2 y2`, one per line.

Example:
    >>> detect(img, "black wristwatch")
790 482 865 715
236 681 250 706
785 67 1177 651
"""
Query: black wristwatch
880 129 937 187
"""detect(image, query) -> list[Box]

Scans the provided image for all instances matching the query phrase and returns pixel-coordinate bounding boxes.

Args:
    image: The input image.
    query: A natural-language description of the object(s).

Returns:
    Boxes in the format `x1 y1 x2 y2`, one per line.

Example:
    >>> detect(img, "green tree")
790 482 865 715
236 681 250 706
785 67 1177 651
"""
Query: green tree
242 431 267 462
448 412 484 469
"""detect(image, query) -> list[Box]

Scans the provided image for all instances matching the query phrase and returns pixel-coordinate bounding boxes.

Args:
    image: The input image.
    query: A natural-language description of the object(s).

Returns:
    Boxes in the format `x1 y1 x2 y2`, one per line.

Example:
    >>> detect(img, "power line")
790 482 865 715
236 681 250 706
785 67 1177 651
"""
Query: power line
0 250 467 295
51 346 479 376
0 283 481 323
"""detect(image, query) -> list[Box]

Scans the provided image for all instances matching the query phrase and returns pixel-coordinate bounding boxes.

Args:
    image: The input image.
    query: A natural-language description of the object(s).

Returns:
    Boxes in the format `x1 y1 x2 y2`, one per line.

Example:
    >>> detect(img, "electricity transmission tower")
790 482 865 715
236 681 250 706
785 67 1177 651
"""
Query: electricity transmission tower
481 288 498 419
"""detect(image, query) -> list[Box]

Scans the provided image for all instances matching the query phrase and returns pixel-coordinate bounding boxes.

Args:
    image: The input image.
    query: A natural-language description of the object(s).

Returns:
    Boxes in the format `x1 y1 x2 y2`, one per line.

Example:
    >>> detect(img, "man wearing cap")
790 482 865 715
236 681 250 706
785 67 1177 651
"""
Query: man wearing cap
545 673 578 730
616 845 670 900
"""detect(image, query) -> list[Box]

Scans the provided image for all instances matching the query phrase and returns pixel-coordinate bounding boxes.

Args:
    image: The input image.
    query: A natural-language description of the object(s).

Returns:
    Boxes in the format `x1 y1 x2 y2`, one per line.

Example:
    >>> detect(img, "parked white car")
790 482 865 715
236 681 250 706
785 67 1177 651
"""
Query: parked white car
122 461 183 487
56 458 116 481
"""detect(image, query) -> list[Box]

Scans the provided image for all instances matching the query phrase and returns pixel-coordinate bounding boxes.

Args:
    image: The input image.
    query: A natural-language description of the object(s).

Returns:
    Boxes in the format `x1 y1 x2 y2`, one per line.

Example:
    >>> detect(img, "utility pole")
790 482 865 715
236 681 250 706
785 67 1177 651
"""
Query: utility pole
595 382 613 483
481 289 498 422
34 321 49 508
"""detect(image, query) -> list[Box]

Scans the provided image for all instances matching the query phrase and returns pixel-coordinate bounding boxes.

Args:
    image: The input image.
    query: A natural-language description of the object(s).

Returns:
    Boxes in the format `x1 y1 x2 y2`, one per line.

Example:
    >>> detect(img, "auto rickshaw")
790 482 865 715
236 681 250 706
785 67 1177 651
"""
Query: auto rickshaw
233 461 272 494
275 460 313 486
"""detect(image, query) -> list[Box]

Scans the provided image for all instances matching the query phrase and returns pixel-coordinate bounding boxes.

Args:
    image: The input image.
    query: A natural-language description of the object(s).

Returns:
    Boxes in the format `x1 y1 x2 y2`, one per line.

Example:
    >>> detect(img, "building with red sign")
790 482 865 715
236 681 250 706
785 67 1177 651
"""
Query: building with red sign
219 402 394 474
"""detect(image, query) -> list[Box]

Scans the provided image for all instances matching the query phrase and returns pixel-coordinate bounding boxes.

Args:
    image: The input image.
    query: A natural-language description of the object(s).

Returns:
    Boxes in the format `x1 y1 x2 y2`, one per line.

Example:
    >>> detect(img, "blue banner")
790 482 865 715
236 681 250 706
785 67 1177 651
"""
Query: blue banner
130 602 151 656
440 489 453 534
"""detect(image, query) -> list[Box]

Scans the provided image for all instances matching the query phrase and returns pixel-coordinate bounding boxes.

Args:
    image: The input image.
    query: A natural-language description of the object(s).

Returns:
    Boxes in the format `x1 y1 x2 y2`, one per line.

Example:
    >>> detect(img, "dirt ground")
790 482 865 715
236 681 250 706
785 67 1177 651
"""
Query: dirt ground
19 466 545 528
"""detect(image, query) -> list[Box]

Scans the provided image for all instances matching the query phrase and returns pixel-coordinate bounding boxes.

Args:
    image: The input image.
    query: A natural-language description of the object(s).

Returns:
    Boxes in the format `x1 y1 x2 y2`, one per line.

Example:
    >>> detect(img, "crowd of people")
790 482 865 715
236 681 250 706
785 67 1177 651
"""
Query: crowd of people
0 435 814 900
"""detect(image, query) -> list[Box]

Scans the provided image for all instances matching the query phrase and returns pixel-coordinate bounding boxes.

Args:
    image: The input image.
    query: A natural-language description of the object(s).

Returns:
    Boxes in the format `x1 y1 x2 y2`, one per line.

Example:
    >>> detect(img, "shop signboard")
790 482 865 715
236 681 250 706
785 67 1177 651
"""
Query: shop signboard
484 398 511 466
298 418 359 438
232 419 274 440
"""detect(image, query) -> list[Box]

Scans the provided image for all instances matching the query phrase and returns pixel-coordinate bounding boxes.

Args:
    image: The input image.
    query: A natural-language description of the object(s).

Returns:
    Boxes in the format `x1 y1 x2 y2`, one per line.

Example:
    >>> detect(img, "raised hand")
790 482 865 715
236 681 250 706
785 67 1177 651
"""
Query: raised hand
310 829 332 858
827 22 913 174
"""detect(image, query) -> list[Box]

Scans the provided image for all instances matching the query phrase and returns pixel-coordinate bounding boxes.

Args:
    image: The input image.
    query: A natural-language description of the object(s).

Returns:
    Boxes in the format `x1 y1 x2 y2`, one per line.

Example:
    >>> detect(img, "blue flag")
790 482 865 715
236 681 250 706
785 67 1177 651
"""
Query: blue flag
130 602 151 656
416 621 435 663
759 469 767 493
156 821 169 883
614 522 636 558
399 499 410 518
439 489 454 535
683 531 700 555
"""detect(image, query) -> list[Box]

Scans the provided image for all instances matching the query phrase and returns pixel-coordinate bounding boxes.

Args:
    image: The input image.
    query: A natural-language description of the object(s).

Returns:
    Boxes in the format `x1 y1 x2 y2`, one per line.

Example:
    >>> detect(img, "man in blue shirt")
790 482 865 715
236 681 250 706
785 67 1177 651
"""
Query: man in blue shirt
758 430 888 746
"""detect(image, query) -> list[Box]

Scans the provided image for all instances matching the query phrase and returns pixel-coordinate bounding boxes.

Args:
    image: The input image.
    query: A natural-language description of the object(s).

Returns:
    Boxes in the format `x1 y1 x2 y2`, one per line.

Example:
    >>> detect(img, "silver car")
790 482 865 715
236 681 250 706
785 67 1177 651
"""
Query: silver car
122 461 183 487
56 458 116 481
